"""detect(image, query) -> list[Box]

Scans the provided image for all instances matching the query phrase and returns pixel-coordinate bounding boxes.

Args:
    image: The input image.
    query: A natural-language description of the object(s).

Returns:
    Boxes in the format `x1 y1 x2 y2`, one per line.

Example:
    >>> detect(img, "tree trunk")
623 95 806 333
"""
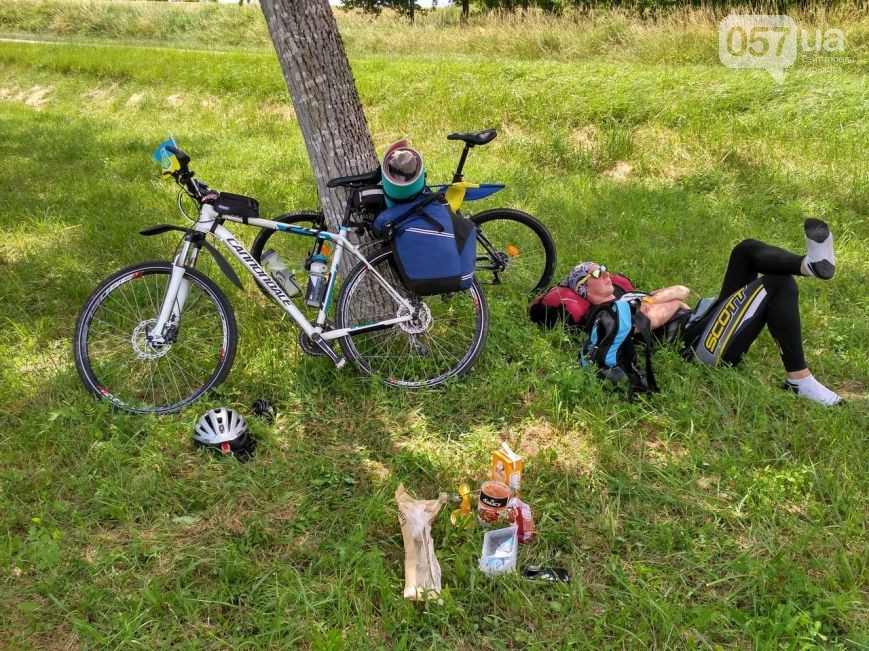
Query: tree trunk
259 0 392 325
259 0 378 233
461 0 469 22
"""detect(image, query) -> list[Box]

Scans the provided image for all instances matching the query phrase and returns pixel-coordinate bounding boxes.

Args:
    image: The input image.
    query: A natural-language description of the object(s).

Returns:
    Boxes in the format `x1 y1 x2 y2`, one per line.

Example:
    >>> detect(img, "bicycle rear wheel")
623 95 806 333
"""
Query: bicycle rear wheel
73 261 237 414
470 208 557 294
335 248 488 388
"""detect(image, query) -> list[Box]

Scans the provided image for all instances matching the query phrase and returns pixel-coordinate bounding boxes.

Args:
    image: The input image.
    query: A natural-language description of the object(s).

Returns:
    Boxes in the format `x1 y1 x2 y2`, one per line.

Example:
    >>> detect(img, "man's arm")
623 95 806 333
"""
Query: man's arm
639 300 686 329
647 285 691 303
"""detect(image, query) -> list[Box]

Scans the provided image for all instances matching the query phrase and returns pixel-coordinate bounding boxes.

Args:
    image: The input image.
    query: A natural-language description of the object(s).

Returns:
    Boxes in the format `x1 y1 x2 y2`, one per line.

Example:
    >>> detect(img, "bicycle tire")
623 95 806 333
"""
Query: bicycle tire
335 247 489 388
73 261 237 414
469 208 557 294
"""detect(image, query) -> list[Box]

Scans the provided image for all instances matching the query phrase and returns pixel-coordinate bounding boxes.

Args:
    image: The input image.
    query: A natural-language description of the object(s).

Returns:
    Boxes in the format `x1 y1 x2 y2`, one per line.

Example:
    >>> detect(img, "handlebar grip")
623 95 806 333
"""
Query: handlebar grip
165 145 191 169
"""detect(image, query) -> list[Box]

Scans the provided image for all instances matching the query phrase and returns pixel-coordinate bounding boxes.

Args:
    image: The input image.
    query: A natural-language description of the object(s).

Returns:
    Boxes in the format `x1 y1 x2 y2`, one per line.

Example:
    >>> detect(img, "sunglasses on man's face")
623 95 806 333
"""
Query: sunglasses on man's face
576 264 608 287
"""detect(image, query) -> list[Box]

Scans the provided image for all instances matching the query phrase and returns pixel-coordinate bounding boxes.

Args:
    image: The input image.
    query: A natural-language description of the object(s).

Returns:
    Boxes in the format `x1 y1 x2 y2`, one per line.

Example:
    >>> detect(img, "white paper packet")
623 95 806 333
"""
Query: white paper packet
395 483 447 601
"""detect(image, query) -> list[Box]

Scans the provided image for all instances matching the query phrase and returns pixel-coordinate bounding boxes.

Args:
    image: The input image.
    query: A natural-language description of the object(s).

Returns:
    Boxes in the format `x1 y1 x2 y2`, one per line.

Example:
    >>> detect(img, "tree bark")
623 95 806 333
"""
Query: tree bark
461 0 469 22
259 0 378 232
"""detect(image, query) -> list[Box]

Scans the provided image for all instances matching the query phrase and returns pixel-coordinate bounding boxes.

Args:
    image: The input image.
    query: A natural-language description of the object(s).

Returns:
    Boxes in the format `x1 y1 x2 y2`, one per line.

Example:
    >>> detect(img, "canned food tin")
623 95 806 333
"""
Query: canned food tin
478 480 510 526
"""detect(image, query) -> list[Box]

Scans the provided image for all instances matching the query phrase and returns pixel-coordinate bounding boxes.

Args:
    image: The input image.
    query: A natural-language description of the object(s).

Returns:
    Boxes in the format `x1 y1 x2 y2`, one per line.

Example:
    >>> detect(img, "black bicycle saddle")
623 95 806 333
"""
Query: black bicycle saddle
326 167 382 189
446 129 497 146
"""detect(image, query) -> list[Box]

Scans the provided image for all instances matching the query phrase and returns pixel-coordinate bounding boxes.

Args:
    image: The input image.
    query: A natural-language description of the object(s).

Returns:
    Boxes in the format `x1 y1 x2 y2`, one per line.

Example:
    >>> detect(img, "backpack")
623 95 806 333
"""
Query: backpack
528 274 636 328
581 299 659 400
372 191 476 296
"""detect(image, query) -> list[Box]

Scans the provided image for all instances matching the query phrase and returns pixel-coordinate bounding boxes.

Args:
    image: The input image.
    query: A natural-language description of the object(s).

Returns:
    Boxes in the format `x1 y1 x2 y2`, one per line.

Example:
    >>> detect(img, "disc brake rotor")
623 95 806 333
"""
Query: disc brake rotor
397 302 432 335
495 250 512 267
132 319 171 360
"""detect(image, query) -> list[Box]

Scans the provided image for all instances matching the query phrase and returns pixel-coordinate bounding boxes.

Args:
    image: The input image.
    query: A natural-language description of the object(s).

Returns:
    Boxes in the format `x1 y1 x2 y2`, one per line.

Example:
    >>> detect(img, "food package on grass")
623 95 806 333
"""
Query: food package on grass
395 483 447 601
492 442 523 495
507 496 536 544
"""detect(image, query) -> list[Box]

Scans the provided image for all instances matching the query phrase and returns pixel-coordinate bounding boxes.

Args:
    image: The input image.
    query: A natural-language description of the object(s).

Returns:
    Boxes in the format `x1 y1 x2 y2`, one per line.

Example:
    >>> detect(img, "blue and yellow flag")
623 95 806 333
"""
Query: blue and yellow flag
152 137 180 174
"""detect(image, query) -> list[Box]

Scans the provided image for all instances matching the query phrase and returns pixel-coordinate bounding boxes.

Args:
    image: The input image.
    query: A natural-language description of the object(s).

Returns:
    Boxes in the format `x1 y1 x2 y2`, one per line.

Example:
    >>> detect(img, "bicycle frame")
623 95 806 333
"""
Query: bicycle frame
150 202 415 359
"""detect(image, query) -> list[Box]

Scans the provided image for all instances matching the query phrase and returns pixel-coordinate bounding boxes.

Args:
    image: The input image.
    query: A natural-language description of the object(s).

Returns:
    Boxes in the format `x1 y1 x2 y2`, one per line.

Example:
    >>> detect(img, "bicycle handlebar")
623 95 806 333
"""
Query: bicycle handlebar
165 145 191 170
164 145 210 199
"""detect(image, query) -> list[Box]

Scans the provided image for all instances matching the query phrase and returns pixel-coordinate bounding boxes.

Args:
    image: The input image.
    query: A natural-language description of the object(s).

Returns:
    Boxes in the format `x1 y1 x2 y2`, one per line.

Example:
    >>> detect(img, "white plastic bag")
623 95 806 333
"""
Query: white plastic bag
395 483 447 601
479 524 518 576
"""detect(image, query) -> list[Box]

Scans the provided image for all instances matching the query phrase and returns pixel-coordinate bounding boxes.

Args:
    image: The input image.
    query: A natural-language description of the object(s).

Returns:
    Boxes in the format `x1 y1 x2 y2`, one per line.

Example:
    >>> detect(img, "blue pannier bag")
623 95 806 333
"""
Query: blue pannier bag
372 191 476 296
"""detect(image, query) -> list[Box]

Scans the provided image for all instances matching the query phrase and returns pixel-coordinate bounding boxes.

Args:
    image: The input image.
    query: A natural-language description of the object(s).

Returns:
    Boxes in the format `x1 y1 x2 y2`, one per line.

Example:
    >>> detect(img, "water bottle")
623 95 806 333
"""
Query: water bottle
261 249 301 297
305 253 328 308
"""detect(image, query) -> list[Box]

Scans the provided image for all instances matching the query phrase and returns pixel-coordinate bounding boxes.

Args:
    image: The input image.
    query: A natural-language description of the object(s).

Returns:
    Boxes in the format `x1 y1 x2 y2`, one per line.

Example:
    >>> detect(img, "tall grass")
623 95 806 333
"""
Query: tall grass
1 0 867 65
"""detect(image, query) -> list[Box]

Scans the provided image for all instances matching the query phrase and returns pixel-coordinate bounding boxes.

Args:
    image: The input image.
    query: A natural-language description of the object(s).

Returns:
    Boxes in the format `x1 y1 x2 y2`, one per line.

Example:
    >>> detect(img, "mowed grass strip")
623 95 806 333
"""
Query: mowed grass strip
1 21 867 651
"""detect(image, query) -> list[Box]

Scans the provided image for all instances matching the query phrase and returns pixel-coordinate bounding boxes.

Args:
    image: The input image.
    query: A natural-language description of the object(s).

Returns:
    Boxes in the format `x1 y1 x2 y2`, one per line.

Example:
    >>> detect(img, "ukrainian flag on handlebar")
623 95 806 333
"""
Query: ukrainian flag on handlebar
152 137 180 174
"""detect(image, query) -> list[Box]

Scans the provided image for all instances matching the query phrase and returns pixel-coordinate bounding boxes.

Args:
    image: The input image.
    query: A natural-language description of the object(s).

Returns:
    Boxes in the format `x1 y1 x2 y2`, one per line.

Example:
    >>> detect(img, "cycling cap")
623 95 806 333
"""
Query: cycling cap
381 140 424 205
563 262 596 298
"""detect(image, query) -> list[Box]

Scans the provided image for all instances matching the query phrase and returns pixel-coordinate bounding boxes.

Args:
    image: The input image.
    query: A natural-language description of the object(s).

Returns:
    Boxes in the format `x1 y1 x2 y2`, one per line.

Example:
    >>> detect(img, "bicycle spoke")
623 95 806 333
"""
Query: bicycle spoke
471 210 555 293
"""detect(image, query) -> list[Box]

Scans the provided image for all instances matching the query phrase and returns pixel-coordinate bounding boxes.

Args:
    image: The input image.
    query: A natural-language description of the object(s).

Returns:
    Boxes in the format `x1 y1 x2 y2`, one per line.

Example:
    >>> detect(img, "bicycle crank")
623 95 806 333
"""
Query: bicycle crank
299 320 335 357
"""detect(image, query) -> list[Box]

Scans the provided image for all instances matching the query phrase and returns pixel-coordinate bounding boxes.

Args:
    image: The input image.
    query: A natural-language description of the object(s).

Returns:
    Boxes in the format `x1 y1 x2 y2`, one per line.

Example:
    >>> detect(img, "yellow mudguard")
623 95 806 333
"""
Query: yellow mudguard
445 181 480 212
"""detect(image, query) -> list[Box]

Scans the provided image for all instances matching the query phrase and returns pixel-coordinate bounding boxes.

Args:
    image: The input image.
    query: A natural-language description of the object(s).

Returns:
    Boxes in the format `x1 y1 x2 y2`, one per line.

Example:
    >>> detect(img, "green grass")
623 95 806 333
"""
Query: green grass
2 0 867 66
1 3 868 648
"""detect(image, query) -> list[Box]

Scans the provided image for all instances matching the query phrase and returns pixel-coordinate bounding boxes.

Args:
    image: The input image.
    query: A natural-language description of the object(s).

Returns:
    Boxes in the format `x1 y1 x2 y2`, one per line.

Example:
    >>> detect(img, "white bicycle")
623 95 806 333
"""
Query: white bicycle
73 145 489 414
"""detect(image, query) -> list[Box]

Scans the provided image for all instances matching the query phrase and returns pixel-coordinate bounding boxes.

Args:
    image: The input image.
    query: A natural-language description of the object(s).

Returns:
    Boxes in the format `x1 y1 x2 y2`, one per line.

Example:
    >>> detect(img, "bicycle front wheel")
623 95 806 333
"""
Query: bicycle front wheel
470 208 557 294
335 248 489 388
73 262 237 414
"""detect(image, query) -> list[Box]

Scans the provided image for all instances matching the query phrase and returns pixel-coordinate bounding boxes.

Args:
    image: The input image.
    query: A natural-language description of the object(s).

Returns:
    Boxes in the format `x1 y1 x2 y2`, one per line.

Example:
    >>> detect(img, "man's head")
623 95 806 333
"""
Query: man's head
567 262 613 305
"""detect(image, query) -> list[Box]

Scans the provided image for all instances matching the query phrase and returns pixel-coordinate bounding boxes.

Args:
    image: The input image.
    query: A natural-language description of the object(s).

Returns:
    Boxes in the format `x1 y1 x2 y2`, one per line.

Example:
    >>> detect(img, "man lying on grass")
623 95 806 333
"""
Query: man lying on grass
565 219 841 406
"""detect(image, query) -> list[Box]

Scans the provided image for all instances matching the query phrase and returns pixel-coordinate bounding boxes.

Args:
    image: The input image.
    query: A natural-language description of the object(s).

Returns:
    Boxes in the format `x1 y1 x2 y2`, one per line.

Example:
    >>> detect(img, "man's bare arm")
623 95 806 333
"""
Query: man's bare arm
647 285 690 303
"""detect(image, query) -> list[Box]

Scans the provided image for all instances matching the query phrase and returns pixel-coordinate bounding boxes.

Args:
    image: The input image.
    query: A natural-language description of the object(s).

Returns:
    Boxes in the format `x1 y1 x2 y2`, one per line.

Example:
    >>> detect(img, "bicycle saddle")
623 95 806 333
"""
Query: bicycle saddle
326 167 382 188
447 129 497 146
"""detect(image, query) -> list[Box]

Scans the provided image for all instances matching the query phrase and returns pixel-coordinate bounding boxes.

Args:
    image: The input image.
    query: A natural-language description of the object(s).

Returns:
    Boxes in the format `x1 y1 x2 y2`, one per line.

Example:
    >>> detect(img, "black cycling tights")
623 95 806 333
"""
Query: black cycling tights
686 239 807 372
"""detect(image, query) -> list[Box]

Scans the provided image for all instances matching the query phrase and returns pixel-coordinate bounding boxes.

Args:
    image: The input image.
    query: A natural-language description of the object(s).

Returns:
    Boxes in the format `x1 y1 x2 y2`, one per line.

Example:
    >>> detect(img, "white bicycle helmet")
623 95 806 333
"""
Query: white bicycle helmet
193 407 256 460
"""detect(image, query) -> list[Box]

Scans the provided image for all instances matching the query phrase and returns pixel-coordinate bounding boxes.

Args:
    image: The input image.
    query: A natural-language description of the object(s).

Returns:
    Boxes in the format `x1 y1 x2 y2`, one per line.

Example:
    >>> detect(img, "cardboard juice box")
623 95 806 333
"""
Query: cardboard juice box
491 443 523 495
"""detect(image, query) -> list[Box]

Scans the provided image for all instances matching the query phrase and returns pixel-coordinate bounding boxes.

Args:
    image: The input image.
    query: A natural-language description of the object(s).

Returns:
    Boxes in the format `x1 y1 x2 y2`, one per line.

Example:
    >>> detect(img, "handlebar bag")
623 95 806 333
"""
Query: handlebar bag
373 192 476 296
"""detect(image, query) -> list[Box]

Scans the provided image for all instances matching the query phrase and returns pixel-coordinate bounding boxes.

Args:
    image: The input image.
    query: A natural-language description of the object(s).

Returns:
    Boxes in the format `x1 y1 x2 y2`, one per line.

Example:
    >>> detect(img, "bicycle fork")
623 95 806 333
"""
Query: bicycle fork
150 239 197 346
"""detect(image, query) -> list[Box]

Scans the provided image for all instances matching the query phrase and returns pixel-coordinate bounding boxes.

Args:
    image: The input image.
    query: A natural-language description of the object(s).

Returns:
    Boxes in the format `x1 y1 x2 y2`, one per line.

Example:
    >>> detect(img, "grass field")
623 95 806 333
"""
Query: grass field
1 1 867 648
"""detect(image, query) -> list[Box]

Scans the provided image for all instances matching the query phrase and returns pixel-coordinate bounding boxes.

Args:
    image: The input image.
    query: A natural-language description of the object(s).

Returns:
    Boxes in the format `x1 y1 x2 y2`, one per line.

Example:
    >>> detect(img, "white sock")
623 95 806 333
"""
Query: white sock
800 218 835 279
785 374 842 406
